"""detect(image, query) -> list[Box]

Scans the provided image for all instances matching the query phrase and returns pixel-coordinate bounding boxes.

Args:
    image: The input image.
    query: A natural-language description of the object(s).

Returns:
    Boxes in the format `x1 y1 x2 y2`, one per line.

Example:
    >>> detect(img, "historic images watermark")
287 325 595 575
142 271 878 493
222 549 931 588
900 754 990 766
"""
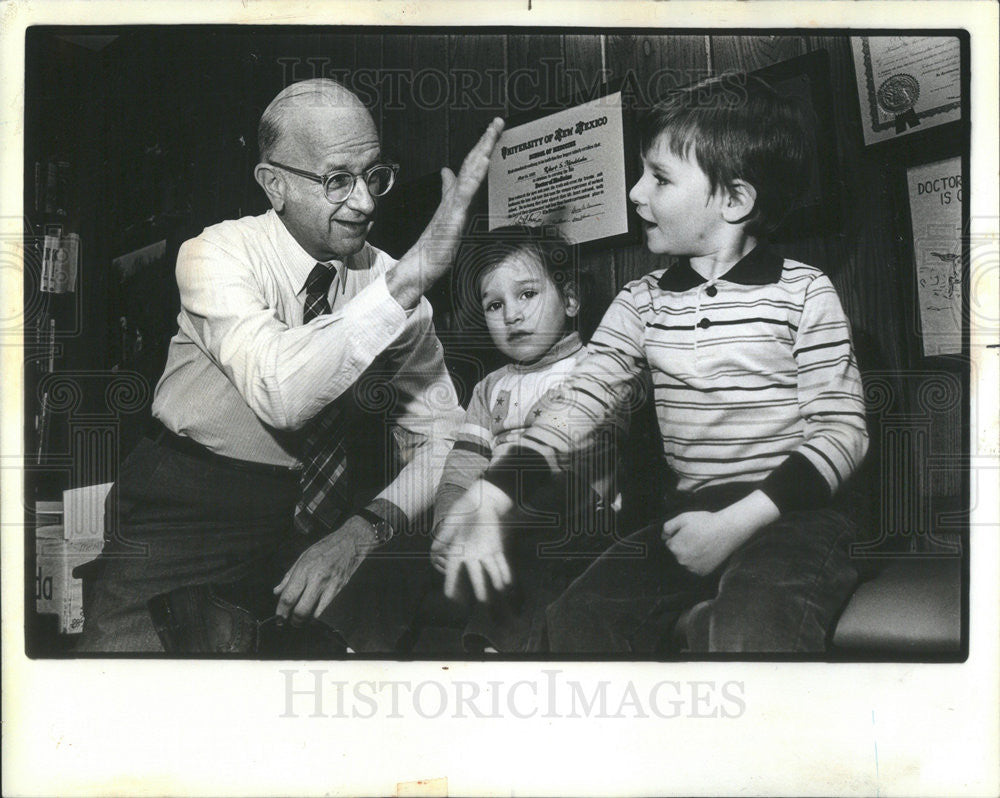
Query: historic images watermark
279 668 747 720
277 56 723 113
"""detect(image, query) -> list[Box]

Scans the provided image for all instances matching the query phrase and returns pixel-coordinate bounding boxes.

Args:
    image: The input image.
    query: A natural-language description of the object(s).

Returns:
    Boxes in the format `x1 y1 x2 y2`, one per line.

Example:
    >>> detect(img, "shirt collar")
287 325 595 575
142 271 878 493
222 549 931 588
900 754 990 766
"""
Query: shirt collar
266 209 346 296
510 331 584 373
656 243 783 292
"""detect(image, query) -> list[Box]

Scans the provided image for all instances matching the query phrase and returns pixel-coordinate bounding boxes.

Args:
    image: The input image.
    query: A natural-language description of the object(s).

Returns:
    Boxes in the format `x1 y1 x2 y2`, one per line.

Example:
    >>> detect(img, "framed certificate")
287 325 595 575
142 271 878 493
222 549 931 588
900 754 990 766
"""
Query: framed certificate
851 35 963 146
487 91 634 247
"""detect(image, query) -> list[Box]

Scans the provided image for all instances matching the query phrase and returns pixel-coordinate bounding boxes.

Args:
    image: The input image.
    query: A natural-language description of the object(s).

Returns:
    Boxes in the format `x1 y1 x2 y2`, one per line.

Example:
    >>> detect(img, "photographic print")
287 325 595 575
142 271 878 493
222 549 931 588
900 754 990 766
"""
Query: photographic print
2 3 997 797
19 25 971 661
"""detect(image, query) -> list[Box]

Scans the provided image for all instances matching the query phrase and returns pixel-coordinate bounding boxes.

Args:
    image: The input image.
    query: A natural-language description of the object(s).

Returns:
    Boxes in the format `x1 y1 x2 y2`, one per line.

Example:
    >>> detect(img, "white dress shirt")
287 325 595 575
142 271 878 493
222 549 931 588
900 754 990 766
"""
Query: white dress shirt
152 208 462 527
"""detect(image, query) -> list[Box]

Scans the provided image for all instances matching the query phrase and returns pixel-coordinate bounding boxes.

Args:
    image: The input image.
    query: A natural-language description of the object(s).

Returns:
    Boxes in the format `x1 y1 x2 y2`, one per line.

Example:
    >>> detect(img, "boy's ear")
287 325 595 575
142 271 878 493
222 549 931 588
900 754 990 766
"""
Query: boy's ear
254 162 287 212
561 279 580 318
721 179 757 226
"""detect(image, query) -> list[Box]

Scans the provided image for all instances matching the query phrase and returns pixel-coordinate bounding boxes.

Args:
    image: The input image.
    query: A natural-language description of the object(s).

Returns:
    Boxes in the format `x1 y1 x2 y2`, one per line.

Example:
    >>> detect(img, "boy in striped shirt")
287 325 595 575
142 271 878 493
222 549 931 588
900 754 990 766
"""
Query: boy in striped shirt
435 74 869 652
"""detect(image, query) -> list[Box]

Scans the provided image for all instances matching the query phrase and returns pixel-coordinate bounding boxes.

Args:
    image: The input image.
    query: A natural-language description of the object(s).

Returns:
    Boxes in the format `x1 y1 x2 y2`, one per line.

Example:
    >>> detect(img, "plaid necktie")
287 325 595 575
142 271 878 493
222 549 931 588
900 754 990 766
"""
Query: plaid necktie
294 263 352 536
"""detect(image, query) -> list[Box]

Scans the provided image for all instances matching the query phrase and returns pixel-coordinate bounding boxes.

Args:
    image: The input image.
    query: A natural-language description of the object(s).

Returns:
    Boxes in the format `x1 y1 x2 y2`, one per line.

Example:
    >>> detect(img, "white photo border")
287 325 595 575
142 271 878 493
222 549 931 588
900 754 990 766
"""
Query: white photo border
2 3 997 797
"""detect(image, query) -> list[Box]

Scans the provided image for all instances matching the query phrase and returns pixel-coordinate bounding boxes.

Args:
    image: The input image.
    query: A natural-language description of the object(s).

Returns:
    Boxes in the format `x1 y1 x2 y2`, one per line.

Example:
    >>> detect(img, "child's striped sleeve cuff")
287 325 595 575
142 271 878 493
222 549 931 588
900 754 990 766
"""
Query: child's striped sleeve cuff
482 443 559 506
759 451 832 514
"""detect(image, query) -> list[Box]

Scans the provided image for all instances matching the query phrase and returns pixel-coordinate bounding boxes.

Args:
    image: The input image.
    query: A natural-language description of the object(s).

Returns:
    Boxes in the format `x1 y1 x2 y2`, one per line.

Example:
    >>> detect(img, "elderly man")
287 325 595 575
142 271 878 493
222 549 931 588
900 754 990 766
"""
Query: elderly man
78 79 503 652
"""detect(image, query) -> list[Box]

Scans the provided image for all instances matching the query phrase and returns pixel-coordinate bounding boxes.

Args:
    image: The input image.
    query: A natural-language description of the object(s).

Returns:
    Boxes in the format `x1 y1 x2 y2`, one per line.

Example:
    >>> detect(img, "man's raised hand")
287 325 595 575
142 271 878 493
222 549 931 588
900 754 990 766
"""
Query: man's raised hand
386 117 505 309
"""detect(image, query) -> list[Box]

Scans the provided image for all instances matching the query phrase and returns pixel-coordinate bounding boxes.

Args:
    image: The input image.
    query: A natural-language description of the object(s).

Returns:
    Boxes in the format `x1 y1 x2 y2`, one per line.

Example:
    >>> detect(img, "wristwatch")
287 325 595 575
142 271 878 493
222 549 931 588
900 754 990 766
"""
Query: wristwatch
356 507 394 546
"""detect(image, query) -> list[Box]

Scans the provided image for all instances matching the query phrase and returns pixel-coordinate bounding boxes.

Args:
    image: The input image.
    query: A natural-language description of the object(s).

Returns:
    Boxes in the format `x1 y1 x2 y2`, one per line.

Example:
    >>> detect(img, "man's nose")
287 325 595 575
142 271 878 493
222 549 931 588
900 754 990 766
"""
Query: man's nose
344 176 376 215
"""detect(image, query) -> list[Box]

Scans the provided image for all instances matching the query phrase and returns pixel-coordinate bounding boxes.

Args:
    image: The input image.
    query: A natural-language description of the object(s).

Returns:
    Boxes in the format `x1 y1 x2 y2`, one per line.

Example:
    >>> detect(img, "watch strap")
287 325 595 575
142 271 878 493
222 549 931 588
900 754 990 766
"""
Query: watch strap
355 506 393 545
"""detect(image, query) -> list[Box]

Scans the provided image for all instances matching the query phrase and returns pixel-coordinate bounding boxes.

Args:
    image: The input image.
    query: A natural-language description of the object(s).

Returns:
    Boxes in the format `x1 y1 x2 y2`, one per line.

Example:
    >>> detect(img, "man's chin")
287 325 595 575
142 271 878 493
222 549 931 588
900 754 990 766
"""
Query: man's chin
326 232 371 261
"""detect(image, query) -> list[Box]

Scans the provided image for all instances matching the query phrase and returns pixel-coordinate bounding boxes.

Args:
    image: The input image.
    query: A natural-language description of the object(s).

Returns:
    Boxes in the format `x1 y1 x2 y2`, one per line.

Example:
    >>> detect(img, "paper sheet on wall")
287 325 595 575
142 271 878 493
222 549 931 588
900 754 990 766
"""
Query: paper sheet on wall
487 92 628 244
40 232 79 293
851 36 961 145
906 157 963 356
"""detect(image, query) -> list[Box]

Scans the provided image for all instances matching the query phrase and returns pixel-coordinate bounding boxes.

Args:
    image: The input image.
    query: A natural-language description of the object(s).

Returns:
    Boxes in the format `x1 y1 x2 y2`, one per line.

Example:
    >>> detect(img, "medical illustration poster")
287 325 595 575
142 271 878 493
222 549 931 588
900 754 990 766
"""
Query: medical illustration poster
907 156 963 356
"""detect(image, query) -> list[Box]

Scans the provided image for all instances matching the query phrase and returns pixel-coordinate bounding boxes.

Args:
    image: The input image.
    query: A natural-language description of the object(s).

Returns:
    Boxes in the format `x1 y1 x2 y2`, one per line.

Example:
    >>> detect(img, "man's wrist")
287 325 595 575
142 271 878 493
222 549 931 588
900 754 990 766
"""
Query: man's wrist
384 263 423 310
354 507 394 546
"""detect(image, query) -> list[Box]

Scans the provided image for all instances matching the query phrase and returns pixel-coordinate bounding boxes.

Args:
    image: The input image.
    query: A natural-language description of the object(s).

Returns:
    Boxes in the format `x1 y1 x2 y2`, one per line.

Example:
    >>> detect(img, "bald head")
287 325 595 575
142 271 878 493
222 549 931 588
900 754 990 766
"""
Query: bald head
254 78 383 262
258 78 372 163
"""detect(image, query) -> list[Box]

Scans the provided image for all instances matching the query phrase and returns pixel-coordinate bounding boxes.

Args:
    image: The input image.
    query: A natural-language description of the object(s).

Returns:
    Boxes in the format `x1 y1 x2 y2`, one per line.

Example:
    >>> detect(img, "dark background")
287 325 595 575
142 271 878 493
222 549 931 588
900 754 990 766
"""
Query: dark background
23 27 968 651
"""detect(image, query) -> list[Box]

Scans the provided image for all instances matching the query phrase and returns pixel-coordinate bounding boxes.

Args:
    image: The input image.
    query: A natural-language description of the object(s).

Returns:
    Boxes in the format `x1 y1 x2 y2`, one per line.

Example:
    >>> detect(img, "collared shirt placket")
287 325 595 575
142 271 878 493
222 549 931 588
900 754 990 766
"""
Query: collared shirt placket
692 279 719 373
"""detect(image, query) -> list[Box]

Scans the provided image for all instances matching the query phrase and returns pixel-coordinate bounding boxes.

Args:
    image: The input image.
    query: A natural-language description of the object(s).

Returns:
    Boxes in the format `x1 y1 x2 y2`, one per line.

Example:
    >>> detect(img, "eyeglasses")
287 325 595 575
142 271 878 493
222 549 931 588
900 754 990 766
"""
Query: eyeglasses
268 161 399 204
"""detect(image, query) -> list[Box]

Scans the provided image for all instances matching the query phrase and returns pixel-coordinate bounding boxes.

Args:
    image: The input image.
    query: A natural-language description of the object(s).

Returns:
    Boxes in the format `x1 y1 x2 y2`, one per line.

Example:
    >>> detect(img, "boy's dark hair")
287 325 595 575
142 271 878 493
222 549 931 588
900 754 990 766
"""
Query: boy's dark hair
453 224 581 330
639 73 814 236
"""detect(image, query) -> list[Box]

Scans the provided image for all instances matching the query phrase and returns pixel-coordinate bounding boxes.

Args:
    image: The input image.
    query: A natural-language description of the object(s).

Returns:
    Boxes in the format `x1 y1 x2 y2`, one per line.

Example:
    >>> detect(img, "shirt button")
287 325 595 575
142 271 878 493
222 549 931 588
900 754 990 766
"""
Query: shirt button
706 285 718 297
698 318 711 329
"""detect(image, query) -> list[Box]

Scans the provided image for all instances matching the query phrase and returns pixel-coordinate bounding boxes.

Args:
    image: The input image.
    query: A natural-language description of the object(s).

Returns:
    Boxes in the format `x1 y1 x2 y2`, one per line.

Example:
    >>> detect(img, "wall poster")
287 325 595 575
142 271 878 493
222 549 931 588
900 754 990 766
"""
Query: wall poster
906 156 963 356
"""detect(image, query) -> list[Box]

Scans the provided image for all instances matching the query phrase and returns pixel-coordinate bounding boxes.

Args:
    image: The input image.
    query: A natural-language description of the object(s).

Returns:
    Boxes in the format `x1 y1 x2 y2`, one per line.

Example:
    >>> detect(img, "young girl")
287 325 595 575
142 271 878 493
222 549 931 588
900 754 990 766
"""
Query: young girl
430 224 618 652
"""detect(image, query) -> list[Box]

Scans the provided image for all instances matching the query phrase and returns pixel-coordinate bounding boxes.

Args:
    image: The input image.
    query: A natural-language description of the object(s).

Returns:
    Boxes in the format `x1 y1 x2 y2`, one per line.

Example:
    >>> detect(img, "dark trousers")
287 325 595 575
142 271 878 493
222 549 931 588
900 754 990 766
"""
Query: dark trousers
544 485 860 654
77 434 427 654
316 529 436 652
76 436 302 652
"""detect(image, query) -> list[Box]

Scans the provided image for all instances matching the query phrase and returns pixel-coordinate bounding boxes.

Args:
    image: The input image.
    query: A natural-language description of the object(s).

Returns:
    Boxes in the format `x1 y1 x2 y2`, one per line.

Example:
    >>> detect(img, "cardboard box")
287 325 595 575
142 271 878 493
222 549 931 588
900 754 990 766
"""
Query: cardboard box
35 500 63 528
63 482 112 541
35 532 104 634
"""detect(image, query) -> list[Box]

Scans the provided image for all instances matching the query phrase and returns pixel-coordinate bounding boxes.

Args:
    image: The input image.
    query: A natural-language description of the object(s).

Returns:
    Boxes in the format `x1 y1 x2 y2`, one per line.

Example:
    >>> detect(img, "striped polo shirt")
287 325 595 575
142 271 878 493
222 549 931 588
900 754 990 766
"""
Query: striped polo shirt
486 244 869 515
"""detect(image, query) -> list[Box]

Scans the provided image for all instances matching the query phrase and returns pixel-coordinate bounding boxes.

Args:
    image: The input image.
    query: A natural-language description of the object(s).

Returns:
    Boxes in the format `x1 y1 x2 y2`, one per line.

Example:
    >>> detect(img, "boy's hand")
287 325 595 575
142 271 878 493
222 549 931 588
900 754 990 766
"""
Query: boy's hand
443 522 513 604
661 511 741 576
662 490 781 576
433 479 516 602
